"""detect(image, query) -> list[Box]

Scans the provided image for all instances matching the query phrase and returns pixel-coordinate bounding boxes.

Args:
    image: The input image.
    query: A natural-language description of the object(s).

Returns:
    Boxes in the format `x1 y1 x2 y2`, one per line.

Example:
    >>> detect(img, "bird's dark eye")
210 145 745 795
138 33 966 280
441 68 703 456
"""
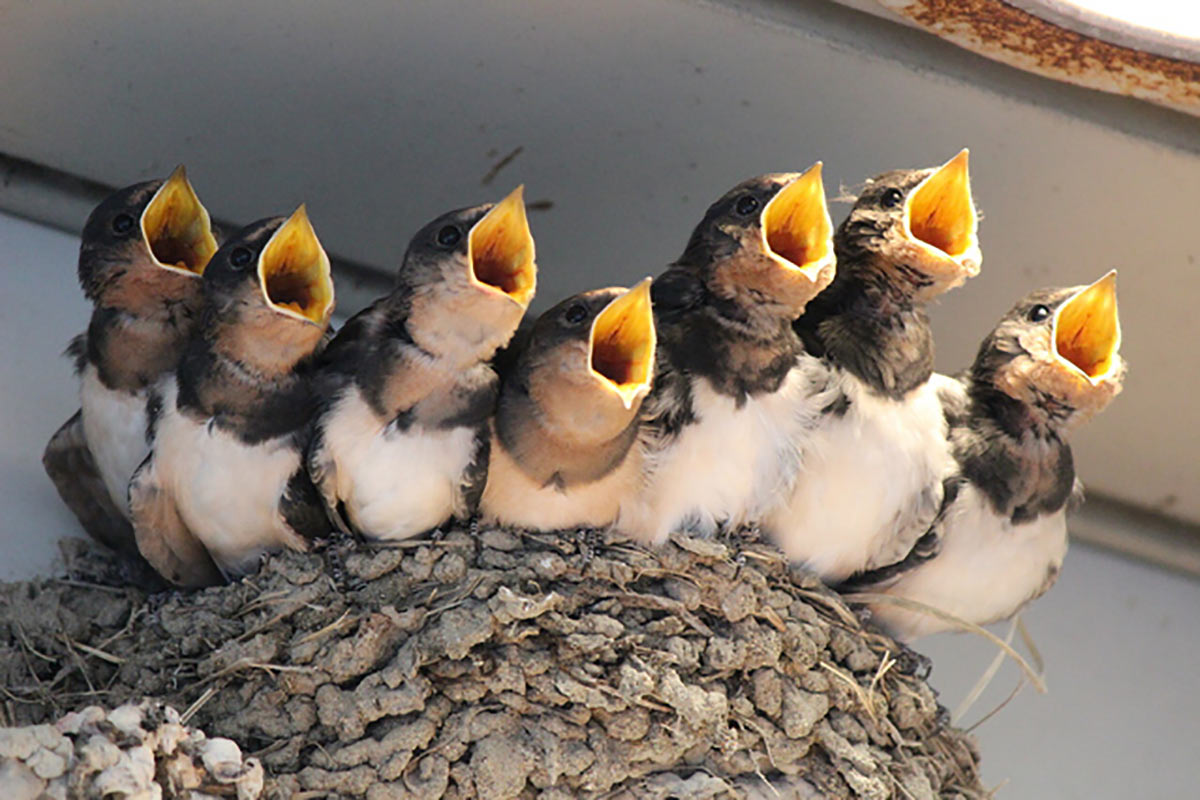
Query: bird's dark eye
436 225 461 247
564 303 589 325
111 214 135 235
881 188 904 209
229 247 254 268
735 195 760 217
1028 304 1051 323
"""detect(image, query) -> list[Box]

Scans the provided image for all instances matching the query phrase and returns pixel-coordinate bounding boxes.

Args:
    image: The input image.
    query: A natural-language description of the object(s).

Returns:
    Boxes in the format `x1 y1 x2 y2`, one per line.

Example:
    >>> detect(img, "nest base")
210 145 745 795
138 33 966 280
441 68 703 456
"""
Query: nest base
1 531 985 799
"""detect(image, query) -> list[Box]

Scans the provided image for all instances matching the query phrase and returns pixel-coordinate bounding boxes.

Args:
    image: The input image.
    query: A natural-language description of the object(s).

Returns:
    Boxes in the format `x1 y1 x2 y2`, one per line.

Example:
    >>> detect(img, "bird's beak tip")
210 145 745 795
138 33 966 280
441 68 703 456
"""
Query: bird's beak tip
1053 272 1121 383
761 163 835 280
141 166 218 277
468 188 538 307
258 209 335 325
903 153 978 265
589 282 658 406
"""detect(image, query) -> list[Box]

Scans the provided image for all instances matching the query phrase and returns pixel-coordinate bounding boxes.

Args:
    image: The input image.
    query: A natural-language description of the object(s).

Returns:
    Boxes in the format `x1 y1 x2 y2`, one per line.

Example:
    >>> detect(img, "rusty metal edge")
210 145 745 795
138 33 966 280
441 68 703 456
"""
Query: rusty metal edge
1006 0 1200 63
875 0 1200 117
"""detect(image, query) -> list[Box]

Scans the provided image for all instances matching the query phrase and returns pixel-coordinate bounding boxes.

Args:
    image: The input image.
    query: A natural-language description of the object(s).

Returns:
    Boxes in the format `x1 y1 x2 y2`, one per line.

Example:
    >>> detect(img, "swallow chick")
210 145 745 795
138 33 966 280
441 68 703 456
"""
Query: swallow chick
308 187 536 542
129 207 335 586
766 150 982 583
845 272 1125 640
621 163 836 543
43 166 218 566
480 279 656 530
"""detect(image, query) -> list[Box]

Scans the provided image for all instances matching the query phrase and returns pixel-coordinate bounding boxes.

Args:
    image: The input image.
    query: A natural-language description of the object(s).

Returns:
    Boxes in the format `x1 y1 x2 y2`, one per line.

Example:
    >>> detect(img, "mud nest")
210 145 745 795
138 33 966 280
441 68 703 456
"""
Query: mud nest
0 700 264 799
1 530 985 799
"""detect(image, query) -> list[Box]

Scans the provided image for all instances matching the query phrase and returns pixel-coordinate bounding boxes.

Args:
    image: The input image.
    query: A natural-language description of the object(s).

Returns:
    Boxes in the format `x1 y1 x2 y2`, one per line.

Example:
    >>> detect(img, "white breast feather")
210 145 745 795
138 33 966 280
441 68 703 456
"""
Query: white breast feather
80 364 150 516
767 372 954 583
320 389 476 541
623 363 824 543
480 430 641 531
152 378 304 576
869 484 1069 640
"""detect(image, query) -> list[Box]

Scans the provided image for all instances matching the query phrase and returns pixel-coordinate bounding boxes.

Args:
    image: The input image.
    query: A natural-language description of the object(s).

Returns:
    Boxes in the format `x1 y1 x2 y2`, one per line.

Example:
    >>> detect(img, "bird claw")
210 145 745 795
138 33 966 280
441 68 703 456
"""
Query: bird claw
739 523 765 544
429 525 448 542
575 527 603 564
933 702 952 731
319 531 363 593
892 642 933 682
716 523 763 550
854 605 874 626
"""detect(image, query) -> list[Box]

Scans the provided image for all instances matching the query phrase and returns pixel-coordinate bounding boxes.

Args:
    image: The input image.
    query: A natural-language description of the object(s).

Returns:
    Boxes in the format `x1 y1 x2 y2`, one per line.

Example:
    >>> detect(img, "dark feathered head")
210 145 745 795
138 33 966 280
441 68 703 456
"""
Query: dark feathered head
974 271 1125 431
392 186 537 362
78 166 218 313
496 280 655 480
519 278 656 417
676 163 835 319
202 206 334 372
836 150 980 302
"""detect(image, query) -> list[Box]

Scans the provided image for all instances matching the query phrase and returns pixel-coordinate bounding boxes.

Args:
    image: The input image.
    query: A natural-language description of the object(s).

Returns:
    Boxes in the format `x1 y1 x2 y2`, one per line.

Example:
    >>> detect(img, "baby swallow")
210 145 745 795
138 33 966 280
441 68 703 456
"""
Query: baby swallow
480 279 656 530
129 207 335 586
846 272 1125 640
308 187 536 541
766 151 982 583
621 164 835 543
43 167 218 568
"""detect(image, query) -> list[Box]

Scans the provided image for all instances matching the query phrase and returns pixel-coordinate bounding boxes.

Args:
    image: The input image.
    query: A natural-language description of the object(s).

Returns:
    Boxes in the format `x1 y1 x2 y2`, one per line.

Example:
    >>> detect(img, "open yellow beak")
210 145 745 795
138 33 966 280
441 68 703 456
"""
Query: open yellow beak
258 205 335 326
468 185 537 307
904 149 978 263
140 165 218 277
762 162 834 280
1054 270 1121 384
589 277 656 410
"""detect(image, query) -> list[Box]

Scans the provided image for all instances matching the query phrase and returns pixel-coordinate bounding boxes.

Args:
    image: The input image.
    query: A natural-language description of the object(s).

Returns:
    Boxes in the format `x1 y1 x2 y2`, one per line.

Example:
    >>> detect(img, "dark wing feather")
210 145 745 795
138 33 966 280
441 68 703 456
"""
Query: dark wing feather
66 333 89 374
837 476 963 592
128 453 223 587
305 421 355 536
635 268 707 440
650 266 705 325
42 410 138 557
457 423 492 518
315 300 384 375
279 466 333 542
491 313 535 382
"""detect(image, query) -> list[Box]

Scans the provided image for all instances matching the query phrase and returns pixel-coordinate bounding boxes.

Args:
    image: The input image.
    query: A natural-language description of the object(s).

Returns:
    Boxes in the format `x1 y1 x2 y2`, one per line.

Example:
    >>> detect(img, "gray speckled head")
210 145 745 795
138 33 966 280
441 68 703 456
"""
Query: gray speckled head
974 272 1125 432
835 150 980 301
674 164 834 320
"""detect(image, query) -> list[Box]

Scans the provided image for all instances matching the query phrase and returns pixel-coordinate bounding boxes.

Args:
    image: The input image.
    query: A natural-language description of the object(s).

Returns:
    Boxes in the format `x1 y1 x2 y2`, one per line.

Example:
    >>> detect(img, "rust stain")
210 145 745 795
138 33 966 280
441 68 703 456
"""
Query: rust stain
876 0 1200 116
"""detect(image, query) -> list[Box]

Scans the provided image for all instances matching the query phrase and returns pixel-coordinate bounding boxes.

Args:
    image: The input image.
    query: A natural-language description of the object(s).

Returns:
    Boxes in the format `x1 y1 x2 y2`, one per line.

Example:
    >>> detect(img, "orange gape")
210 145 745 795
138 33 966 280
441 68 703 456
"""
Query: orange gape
1055 272 1120 381
142 165 218 274
258 205 334 325
590 278 655 404
468 186 537 306
907 149 975 258
763 162 833 270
